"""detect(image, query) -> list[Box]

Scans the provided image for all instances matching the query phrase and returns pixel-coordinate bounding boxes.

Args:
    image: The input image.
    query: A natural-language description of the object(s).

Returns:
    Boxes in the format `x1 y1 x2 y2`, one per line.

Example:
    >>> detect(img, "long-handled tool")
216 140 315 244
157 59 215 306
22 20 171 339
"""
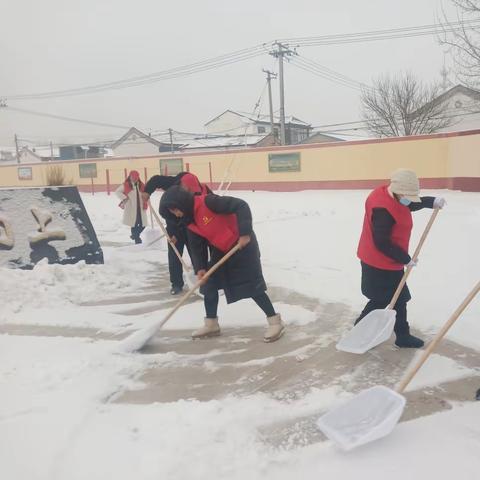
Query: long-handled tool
337 208 440 354
318 280 480 450
148 200 192 272
118 244 241 353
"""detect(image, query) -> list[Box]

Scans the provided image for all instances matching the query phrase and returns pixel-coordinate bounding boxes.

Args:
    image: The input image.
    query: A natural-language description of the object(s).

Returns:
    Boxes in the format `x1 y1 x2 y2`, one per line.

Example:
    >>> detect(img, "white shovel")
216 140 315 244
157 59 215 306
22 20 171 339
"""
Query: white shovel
318 280 480 450
117 244 241 353
139 206 167 248
337 208 440 354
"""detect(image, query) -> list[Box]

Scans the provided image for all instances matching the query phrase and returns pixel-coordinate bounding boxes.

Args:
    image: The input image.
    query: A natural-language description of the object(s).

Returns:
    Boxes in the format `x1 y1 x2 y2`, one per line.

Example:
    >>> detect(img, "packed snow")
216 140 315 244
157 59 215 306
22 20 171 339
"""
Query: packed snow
0 188 479 480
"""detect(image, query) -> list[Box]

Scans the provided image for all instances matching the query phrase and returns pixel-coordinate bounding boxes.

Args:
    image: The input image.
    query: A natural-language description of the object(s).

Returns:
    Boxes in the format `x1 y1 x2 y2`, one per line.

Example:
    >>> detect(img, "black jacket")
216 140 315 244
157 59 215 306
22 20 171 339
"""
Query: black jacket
186 194 266 304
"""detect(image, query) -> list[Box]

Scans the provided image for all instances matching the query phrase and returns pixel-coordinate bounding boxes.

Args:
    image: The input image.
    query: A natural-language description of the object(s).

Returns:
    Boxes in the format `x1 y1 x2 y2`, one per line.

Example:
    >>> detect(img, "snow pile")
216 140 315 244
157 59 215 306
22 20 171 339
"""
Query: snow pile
0 256 157 322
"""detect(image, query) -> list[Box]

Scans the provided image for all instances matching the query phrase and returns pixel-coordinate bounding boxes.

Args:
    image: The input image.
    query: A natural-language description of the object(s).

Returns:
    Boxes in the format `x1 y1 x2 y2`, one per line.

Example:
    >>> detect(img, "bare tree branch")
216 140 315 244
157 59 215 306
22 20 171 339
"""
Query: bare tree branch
361 72 455 137
439 1 480 87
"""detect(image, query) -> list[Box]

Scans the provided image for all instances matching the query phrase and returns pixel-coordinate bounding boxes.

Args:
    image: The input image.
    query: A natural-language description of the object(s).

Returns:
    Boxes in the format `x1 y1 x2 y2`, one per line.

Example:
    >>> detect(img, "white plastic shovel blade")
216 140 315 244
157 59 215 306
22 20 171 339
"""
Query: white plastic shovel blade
336 308 396 354
317 385 406 450
140 227 165 249
185 270 197 290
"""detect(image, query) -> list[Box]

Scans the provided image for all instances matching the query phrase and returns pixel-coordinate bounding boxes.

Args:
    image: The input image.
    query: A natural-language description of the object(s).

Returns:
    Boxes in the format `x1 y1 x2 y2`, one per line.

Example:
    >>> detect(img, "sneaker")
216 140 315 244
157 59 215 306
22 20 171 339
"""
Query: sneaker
476 388 480 401
264 313 285 343
395 333 424 349
192 317 221 339
170 285 183 295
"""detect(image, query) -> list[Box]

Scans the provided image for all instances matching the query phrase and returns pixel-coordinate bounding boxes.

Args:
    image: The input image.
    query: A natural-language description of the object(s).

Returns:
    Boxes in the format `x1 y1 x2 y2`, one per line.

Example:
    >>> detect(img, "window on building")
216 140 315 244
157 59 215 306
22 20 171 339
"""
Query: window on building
159 158 183 175
18 167 32 180
79 163 97 178
257 126 266 134
268 153 301 173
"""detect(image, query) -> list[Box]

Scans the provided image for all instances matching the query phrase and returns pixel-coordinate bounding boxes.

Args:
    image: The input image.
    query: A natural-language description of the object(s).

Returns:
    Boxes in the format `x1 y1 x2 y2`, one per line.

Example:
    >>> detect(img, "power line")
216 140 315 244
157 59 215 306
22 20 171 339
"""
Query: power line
277 19 480 47
4 45 266 100
5 106 131 129
4 20 479 101
289 55 372 92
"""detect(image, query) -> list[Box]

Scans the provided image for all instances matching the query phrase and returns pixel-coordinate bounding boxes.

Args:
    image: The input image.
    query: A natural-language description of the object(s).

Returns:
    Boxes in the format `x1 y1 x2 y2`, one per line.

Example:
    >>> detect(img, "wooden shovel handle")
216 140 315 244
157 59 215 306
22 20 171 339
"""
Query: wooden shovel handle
388 208 440 309
154 244 241 332
396 280 480 393
148 200 191 272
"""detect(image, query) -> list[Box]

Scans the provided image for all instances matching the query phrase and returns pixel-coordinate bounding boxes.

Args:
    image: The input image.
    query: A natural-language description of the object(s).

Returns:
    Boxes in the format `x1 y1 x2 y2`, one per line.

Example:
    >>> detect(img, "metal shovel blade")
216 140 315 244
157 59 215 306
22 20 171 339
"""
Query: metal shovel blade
336 308 396 354
317 385 406 450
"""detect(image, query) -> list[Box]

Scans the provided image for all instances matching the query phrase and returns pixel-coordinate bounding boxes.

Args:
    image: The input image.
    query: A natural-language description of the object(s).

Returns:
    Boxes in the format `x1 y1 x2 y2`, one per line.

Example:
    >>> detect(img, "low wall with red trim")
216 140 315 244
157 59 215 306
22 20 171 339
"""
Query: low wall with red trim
2 129 480 192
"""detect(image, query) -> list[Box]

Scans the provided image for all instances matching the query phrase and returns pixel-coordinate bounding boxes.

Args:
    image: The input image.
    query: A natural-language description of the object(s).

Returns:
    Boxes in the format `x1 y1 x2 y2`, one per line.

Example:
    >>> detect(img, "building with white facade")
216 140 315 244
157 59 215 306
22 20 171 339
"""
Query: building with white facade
205 110 311 145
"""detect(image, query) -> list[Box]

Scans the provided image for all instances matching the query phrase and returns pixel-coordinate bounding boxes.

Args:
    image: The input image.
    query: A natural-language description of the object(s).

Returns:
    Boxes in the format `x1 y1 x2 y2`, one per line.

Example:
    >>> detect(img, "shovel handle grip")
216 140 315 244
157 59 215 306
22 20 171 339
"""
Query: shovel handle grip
396 280 480 393
388 208 440 309
148 200 191 272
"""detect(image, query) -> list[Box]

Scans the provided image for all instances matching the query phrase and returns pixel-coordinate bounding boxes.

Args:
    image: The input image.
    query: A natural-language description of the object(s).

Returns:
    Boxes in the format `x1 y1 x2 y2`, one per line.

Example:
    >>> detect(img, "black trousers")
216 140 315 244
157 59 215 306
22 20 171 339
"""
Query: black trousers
131 193 145 243
168 235 192 288
355 299 409 335
204 290 276 319
130 225 145 243
355 262 411 336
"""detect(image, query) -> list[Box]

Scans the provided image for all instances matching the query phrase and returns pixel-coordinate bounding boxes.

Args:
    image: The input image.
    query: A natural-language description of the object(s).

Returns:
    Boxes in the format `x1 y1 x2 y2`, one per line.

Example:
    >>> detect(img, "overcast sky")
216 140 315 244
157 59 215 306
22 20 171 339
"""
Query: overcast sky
0 0 459 147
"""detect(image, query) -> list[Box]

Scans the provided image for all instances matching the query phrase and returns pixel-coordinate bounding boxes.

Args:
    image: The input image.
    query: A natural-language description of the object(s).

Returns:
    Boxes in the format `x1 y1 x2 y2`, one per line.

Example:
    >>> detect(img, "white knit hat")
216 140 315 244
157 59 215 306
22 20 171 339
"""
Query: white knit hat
389 169 421 202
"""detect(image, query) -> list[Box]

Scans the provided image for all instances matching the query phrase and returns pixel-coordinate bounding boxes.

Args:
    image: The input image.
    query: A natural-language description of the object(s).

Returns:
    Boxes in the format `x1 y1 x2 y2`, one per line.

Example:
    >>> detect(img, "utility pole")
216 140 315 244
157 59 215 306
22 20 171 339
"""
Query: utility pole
168 128 174 153
50 141 54 162
14 134 20 164
269 42 296 145
262 69 277 142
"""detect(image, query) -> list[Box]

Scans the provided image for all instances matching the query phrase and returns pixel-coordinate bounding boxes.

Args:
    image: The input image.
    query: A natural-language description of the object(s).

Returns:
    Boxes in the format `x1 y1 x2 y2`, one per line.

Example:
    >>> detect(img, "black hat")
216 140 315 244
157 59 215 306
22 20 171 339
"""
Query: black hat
160 185 194 222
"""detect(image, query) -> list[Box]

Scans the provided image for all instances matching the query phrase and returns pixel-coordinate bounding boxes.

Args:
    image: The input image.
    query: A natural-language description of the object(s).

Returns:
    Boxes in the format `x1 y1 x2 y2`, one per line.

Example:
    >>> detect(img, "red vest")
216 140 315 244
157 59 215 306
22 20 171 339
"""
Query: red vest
187 196 239 252
357 185 413 270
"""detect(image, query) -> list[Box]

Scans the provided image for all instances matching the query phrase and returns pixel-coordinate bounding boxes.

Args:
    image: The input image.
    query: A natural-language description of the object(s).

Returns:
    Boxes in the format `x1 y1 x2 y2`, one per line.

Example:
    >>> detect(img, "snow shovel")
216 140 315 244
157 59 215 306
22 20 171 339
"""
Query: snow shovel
148 200 197 289
117 244 241 353
318 280 480 450
337 208 440 354
139 205 166 248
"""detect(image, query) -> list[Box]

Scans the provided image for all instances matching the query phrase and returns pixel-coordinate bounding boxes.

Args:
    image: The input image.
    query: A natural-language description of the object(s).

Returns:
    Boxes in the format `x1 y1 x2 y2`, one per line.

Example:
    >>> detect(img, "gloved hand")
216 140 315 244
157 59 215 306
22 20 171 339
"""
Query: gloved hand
433 197 446 209
406 259 418 268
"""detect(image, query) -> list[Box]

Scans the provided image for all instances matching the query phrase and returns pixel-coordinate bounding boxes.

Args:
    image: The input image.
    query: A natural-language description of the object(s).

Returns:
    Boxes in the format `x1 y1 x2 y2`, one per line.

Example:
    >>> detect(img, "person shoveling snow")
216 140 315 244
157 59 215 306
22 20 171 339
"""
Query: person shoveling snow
115 170 148 244
143 172 211 295
354 169 446 349
160 186 285 342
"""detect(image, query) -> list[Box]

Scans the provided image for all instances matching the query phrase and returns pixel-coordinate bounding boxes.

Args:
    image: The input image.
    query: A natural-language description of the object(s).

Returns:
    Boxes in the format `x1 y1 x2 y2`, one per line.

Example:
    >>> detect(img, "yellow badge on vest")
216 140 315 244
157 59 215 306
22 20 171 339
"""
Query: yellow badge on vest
202 216 213 225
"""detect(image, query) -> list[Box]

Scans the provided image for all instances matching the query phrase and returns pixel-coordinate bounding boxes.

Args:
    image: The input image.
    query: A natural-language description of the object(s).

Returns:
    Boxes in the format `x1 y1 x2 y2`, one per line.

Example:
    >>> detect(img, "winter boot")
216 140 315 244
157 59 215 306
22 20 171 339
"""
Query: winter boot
170 285 183 295
192 317 221 339
395 333 424 349
264 314 285 343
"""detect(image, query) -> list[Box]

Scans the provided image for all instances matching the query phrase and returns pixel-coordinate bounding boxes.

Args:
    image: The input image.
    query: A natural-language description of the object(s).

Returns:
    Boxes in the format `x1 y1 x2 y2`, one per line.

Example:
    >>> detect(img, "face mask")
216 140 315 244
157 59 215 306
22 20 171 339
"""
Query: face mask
399 197 412 206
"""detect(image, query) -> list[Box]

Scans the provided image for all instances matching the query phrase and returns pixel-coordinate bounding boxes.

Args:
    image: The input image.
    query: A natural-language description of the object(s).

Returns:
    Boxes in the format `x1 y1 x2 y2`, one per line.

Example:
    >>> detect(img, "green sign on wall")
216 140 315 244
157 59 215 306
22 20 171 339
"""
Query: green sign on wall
268 153 301 173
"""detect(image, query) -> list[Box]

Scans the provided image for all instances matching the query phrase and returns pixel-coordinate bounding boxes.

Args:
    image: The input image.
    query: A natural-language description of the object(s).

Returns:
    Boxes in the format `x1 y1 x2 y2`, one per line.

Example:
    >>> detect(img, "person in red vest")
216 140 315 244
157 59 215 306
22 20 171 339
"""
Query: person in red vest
356 169 445 348
115 170 148 244
159 185 285 343
143 172 211 295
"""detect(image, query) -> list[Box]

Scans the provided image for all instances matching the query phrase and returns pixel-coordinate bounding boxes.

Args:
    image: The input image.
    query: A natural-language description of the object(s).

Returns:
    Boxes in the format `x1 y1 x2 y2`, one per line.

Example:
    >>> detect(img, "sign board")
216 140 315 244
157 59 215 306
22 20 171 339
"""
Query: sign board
0 186 103 269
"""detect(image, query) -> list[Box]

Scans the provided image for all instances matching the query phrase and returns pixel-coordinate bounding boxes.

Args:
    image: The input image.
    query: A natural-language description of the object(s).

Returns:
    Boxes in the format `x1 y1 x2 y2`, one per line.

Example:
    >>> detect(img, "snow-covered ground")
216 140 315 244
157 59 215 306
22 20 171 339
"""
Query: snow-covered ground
1 188 479 480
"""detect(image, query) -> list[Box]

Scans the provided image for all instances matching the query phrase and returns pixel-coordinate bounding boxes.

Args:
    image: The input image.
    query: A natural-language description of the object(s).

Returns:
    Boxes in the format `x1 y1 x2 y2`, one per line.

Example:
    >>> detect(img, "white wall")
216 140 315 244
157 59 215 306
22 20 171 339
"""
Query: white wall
205 111 257 135
113 134 160 157
438 92 480 133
